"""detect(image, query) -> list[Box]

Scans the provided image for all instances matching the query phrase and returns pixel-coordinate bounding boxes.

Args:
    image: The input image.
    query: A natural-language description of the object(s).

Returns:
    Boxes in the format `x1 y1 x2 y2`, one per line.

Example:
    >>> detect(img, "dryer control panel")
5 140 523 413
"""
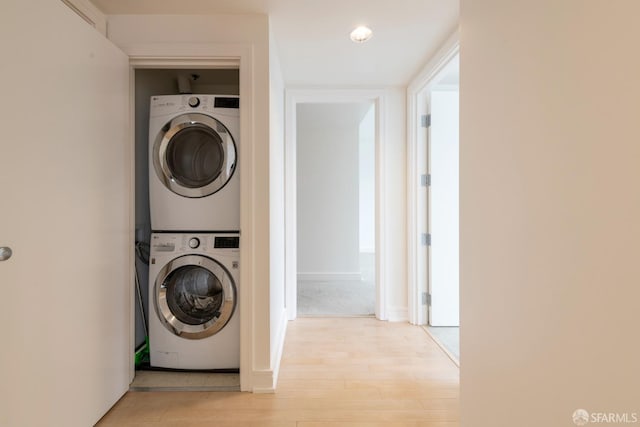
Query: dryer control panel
150 94 239 118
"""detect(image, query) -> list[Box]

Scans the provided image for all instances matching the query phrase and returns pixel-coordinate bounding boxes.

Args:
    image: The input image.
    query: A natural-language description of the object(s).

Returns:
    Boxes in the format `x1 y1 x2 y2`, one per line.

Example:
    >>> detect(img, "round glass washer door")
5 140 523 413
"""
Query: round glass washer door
155 254 236 340
153 113 236 198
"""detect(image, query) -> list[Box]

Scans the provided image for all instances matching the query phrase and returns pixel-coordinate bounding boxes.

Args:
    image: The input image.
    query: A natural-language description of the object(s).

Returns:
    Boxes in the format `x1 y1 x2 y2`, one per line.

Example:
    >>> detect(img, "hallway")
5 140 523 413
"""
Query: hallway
98 318 459 426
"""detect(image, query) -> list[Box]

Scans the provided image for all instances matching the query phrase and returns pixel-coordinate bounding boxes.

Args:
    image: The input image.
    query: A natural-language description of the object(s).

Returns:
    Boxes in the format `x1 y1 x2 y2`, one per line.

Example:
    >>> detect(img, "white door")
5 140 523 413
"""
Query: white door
428 89 460 326
0 2 131 426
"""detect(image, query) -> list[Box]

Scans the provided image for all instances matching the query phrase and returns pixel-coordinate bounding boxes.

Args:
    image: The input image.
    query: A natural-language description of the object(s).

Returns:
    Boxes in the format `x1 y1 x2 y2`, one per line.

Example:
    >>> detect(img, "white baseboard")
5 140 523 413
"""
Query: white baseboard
251 370 276 394
297 272 362 282
251 309 288 393
387 306 409 322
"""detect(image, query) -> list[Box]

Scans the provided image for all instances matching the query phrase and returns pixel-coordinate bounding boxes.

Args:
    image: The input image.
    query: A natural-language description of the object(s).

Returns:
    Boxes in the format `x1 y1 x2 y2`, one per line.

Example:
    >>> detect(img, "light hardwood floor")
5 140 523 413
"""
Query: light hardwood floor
97 317 459 427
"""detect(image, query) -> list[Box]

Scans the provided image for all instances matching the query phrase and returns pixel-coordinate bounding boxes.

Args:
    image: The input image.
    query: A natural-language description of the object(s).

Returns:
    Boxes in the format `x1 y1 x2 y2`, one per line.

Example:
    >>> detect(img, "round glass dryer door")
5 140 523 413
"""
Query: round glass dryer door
155 254 236 340
153 113 236 198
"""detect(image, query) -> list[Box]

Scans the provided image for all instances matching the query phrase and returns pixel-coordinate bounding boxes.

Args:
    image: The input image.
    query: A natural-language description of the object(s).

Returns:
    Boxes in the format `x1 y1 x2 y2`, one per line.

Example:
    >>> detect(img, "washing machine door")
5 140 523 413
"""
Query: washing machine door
155 254 236 339
153 113 236 198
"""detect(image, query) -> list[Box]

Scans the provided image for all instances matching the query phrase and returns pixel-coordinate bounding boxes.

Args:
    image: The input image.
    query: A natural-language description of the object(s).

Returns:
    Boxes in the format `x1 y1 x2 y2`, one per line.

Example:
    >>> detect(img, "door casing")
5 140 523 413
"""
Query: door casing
406 33 459 325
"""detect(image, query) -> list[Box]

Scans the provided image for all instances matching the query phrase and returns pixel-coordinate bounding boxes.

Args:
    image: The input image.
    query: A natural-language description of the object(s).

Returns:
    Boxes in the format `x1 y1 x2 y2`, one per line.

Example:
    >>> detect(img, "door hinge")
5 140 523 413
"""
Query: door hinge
422 292 432 306
421 114 431 128
421 233 431 246
420 174 431 187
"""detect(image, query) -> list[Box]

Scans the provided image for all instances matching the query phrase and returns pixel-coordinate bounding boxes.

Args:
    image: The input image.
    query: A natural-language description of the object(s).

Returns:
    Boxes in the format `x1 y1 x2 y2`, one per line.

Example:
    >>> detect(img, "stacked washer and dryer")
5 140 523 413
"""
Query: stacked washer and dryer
147 94 240 370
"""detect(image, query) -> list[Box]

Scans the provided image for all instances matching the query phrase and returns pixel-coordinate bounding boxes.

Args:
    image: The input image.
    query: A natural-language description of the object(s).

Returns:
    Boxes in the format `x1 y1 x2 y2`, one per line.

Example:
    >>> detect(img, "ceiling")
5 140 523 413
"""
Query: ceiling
90 0 459 86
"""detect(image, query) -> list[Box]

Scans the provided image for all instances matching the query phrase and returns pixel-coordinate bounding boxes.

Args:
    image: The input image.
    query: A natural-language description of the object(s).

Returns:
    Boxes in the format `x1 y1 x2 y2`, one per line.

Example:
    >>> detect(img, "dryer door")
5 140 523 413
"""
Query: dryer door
155 254 236 339
153 113 237 198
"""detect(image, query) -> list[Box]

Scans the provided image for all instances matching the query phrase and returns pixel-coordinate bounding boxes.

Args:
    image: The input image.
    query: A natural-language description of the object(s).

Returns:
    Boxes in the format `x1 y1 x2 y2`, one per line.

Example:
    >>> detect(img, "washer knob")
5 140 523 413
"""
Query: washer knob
188 96 200 108
188 237 200 249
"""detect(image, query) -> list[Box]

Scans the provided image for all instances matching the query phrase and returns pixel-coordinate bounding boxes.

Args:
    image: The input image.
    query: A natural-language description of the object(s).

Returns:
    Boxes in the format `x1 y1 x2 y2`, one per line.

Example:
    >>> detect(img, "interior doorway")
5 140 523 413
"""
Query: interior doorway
127 47 256 391
284 89 388 321
295 102 376 316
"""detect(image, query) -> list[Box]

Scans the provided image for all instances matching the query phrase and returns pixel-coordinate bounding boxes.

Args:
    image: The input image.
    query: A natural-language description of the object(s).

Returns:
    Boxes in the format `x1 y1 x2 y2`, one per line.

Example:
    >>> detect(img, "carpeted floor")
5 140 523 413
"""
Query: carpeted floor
297 279 375 316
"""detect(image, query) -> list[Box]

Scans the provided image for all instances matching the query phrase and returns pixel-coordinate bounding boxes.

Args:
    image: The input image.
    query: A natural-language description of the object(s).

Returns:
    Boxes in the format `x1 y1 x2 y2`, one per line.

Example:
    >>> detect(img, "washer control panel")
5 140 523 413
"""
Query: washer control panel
150 233 240 255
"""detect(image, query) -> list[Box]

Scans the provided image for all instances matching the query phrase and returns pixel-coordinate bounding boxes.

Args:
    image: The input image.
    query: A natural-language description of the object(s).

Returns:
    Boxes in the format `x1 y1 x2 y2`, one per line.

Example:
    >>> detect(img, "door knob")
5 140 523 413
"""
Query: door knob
0 247 12 261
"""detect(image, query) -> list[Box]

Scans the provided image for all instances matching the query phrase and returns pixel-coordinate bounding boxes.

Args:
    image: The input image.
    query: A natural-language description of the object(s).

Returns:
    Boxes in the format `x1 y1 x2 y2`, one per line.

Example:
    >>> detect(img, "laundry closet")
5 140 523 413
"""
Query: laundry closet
133 68 242 387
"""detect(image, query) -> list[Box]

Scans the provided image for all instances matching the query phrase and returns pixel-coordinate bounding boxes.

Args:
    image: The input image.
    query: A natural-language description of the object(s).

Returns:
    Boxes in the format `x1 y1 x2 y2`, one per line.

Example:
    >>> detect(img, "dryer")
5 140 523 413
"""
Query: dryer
148 232 239 370
149 94 239 232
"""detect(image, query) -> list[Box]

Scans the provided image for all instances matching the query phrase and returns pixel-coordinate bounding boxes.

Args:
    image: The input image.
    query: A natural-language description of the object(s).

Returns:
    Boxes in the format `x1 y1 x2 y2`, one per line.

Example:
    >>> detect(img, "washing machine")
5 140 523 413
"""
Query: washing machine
149 94 239 232
148 232 240 370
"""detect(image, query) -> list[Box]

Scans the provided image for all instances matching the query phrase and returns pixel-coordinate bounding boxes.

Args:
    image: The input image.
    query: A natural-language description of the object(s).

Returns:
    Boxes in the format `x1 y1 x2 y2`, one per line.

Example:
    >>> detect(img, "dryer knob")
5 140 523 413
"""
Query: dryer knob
188 238 200 249
188 96 200 108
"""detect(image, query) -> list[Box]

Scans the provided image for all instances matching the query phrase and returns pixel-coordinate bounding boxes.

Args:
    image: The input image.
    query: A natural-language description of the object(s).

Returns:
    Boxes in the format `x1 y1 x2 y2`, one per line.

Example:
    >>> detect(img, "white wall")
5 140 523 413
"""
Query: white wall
106 14 280 392
461 1 640 426
383 89 408 321
296 103 364 278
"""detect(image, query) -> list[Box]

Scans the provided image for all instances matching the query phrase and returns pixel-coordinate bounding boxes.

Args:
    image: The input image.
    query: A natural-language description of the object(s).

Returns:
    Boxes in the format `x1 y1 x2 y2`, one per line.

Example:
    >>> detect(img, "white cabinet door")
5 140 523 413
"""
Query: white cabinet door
0 1 131 426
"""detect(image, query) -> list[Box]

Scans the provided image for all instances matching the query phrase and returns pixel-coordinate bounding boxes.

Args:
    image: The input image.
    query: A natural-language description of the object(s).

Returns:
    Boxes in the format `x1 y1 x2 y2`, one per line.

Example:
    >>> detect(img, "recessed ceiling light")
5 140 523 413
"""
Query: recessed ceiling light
350 26 373 43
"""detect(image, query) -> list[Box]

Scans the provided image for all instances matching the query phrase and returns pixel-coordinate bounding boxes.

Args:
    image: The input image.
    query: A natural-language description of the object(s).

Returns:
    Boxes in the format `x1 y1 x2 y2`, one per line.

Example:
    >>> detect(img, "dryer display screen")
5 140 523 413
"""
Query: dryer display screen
215 236 239 249
214 97 239 109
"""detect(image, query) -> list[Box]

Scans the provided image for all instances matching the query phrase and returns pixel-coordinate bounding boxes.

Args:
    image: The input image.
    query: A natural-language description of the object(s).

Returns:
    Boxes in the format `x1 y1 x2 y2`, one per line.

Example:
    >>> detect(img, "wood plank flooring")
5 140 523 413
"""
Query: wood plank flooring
97 317 459 427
